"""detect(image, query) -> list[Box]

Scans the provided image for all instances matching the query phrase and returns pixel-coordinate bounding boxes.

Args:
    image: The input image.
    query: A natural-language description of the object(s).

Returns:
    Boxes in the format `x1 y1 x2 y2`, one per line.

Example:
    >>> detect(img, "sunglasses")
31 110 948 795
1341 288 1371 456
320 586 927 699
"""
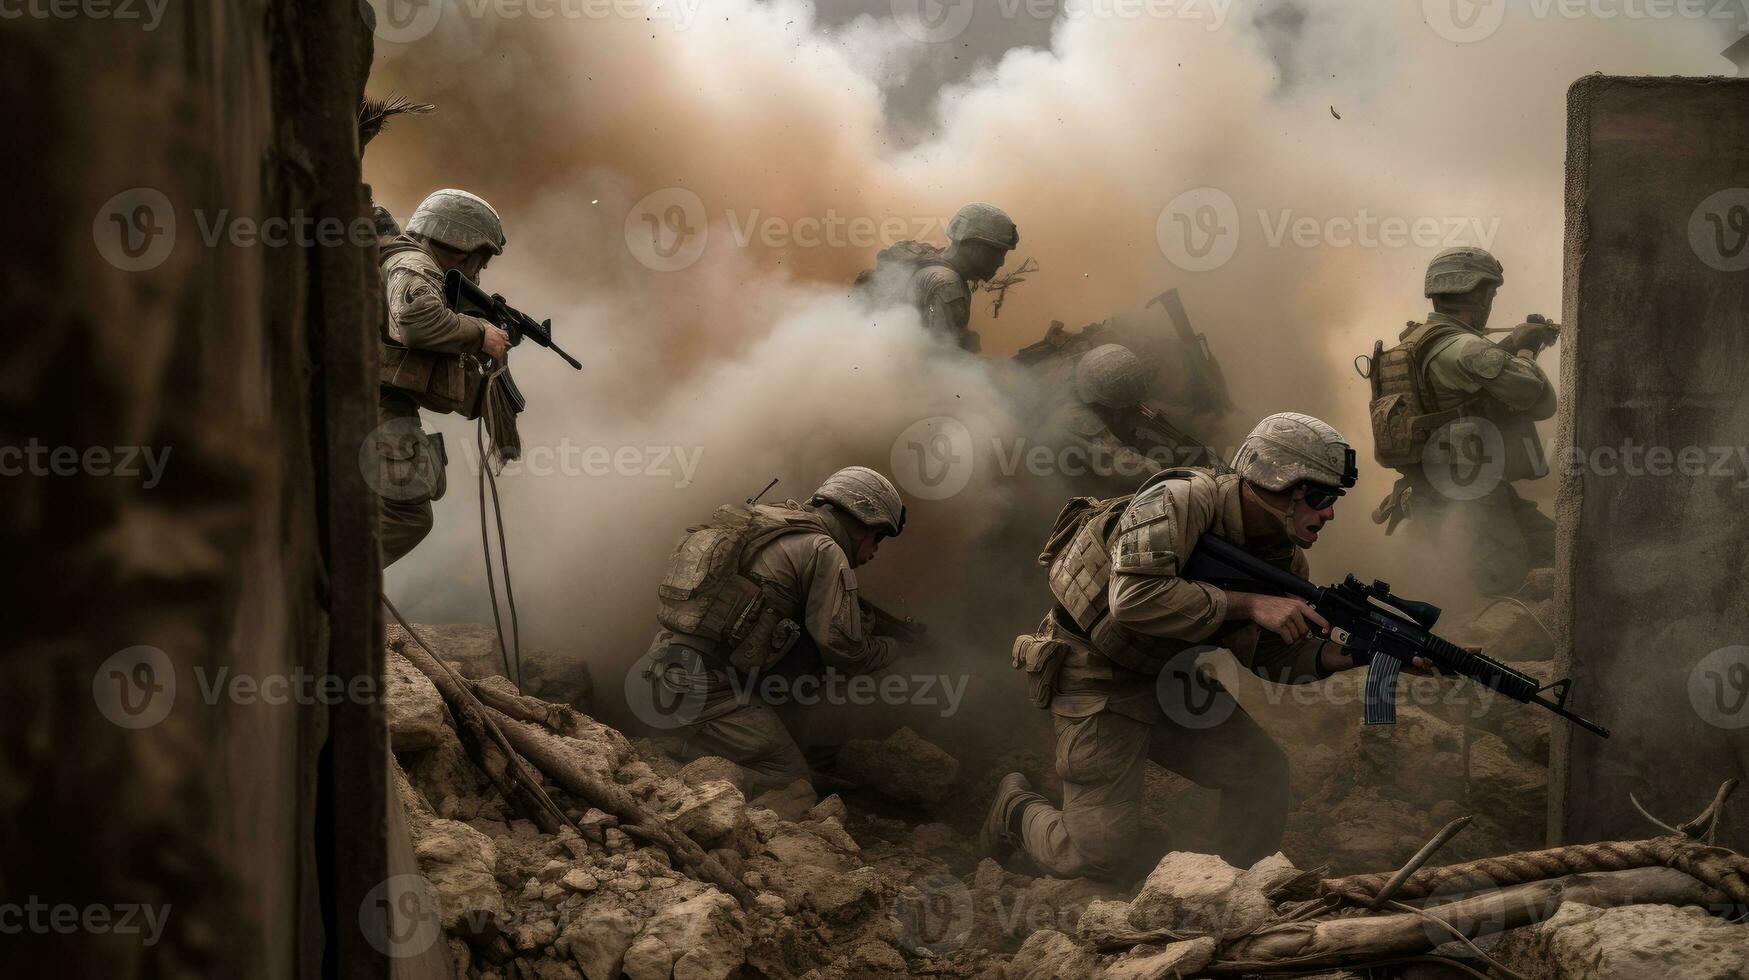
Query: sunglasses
1297 484 1344 510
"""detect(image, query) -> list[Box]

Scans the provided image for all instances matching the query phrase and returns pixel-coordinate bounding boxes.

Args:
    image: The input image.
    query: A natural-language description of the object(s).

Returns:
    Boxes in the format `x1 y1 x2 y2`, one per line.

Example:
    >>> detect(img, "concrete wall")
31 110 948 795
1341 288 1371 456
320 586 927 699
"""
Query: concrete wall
0 3 383 976
1552 76 1749 851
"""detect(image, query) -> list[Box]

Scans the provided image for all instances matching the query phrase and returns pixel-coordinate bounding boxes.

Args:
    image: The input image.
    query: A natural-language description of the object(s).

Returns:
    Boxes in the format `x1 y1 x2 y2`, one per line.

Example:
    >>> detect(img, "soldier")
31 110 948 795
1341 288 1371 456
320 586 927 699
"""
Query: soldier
854 203 1018 353
1366 247 1560 596
373 189 513 567
983 413 1432 880
1037 343 1227 494
640 467 910 793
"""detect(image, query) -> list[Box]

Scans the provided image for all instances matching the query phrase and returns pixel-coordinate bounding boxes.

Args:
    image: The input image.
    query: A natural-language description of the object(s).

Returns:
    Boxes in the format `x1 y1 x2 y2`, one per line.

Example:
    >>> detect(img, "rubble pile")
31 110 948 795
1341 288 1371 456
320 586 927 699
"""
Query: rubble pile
387 605 1749 979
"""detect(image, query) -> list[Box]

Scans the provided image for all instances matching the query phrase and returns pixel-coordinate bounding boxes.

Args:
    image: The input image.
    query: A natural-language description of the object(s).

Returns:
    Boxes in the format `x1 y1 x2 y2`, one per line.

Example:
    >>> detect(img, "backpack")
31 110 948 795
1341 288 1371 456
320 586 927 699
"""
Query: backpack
1362 321 1471 469
851 240 954 294
656 503 824 673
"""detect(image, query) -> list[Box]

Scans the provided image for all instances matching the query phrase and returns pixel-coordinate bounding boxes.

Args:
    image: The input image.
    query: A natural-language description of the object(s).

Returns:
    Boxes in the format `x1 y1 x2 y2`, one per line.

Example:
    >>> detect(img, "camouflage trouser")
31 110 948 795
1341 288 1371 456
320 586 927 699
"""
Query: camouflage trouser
669 700 813 795
1406 479 1554 595
1016 702 1289 881
373 399 446 569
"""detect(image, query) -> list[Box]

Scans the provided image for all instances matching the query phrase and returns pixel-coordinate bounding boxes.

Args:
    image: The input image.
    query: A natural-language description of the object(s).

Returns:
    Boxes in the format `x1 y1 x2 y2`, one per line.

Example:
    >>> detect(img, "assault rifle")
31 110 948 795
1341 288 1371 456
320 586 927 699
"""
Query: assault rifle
1181 533 1609 738
1132 403 1231 475
860 598 930 647
444 269 583 372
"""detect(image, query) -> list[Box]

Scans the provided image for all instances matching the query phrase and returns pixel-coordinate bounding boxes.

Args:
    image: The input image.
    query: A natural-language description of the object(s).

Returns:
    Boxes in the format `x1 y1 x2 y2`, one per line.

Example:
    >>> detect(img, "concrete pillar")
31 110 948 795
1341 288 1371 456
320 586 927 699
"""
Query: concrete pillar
1552 76 1749 851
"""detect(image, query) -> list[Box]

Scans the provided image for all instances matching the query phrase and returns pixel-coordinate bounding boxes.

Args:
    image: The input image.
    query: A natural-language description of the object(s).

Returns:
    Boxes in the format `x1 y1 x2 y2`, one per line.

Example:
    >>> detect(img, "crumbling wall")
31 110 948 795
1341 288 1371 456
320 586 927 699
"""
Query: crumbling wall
1552 75 1749 851
0 2 380 977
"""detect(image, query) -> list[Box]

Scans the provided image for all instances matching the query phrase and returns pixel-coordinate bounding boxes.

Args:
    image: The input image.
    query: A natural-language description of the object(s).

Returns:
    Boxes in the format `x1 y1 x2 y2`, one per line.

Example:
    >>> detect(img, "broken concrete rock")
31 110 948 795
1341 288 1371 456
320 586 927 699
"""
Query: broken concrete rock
671 779 751 849
412 818 507 937
1502 902 1749 980
1006 929 1096 980
1099 937 1218 980
1128 851 1285 940
387 650 449 752
836 727 961 804
388 622 596 712
559 903 641 980
620 891 749 980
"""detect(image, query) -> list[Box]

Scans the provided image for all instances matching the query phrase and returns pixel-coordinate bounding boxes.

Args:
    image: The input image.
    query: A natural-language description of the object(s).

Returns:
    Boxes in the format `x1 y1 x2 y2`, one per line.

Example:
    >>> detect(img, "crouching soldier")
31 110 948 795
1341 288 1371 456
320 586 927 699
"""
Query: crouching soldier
984 413 1428 879
637 467 910 794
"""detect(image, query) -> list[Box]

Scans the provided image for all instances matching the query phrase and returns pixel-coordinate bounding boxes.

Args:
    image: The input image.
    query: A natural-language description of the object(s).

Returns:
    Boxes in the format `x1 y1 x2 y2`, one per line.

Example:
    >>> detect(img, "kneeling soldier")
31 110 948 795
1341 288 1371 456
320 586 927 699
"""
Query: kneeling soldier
985 413 1424 879
639 467 909 793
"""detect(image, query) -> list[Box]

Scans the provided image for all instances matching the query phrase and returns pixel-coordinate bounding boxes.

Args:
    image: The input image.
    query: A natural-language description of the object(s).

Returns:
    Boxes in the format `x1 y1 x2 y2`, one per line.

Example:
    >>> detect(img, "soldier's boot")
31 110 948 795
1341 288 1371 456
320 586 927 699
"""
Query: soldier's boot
979 772 1048 862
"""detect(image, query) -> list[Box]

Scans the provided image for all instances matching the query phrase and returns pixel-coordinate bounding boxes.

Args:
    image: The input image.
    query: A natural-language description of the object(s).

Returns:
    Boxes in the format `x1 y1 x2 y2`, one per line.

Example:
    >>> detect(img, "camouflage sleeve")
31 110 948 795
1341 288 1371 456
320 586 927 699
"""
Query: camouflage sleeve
918 281 972 340
1428 333 1556 418
385 266 489 354
1060 405 1162 478
799 536 898 675
1108 477 1227 642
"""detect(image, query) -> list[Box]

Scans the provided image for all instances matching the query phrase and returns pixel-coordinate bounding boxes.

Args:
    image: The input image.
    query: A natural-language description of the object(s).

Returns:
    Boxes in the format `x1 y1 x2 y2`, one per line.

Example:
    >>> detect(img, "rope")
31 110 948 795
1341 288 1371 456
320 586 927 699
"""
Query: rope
476 368 523 692
1324 837 1749 906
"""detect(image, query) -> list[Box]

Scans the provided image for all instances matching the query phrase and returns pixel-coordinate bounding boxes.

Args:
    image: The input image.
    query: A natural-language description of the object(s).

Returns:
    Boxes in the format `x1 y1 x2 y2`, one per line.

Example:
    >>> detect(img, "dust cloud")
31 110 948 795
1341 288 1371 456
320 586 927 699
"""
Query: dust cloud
367 0 1732 735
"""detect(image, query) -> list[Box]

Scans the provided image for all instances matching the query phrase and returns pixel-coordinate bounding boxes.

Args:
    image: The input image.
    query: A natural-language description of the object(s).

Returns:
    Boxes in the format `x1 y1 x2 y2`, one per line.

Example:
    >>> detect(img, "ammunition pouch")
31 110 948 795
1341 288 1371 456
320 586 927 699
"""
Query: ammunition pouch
381 343 486 419
1012 623 1069 709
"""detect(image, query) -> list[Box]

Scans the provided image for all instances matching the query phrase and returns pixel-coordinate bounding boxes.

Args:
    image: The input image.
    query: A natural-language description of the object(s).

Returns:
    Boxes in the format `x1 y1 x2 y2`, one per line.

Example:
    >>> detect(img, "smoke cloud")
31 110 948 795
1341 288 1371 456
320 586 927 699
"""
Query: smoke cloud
367 0 1729 737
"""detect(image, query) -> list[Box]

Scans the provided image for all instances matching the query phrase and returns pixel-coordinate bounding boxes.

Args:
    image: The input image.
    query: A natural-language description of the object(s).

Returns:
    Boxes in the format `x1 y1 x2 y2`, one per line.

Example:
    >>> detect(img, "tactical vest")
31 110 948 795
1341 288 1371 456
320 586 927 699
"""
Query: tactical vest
1038 469 1212 674
851 240 955 295
379 238 486 418
656 502 829 673
1364 320 1473 469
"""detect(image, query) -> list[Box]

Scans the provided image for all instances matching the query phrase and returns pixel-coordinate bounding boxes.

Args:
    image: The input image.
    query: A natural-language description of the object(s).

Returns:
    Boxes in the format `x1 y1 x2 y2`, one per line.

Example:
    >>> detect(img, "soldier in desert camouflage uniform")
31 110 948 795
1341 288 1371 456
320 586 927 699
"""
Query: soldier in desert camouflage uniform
984 414 1433 880
854 203 1018 353
372 189 513 567
1036 343 1228 496
1367 247 1559 596
639 467 913 793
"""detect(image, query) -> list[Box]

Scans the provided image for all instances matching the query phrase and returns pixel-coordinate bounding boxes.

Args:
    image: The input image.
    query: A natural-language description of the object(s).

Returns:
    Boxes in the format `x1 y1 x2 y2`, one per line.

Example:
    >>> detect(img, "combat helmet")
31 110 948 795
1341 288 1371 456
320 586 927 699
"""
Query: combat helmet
810 466 907 537
407 189 507 255
1232 413 1357 493
1074 344 1150 409
1424 246 1502 297
947 203 1019 251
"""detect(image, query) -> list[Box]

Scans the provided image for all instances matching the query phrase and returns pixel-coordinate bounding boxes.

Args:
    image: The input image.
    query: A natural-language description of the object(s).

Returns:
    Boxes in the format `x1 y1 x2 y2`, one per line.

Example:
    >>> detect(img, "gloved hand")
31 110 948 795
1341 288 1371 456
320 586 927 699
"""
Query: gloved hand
1501 316 1560 355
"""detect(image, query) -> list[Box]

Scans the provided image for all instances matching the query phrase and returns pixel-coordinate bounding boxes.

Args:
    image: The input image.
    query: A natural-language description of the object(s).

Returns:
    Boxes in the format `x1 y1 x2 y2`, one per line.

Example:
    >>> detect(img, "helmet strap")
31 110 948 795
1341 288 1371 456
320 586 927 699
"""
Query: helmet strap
1242 482 1314 548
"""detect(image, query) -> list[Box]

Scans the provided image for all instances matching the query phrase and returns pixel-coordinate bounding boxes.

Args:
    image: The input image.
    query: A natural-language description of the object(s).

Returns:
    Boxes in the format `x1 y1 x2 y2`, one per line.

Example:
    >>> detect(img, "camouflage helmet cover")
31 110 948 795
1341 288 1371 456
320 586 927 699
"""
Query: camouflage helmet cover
1074 344 1150 409
811 466 907 537
407 189 507 255
1232 412 1358 493
1424 246 1503 297
947 203 1019 250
